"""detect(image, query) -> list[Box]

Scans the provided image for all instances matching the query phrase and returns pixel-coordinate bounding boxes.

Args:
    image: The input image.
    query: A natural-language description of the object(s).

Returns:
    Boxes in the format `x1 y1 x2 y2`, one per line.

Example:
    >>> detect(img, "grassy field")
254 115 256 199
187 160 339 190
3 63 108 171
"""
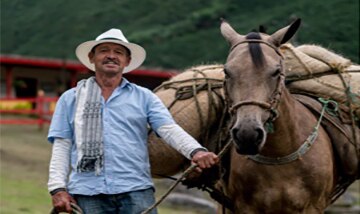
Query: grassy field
1 121 359 213
0 122 211 214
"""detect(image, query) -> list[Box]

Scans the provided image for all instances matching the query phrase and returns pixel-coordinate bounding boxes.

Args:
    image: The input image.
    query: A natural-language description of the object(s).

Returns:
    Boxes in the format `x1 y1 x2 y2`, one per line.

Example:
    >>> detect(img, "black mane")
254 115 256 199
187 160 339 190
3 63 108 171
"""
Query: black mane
246 32 265 68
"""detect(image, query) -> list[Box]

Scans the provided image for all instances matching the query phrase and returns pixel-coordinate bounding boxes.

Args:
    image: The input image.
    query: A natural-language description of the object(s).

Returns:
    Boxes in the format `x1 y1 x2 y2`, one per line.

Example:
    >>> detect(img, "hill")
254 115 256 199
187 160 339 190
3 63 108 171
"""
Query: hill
1 0 359 70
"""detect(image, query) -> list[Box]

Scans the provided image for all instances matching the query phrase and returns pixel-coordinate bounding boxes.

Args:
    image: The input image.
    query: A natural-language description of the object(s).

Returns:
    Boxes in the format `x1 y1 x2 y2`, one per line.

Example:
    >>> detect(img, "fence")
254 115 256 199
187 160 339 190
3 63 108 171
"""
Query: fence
0 96 58 129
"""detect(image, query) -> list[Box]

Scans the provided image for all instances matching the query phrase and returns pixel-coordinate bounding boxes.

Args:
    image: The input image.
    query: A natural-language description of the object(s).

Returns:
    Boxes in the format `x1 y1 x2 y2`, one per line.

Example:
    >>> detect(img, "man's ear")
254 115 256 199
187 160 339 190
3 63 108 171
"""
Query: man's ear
126 56 131 66
88 52 94 63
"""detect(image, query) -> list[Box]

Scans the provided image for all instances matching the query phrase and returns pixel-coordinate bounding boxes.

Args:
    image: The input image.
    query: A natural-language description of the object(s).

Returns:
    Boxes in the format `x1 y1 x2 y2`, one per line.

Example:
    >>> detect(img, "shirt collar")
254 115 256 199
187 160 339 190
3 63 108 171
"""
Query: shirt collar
119 77 130 89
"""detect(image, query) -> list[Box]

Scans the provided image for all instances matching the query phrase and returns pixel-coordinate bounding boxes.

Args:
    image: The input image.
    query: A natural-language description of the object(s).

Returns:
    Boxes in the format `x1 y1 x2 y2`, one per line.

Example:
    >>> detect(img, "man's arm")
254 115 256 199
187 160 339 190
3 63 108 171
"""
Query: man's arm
156 124 219 169
48 138 76 213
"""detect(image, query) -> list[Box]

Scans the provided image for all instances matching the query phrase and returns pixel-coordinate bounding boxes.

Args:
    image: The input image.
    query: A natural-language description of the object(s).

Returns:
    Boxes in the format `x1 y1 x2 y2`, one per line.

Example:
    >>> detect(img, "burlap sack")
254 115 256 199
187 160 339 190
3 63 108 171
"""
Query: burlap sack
281 44 360 119
297 44 352 70
280 44 331 78
287 70 360 103
149 64 225 177
154 64 225 139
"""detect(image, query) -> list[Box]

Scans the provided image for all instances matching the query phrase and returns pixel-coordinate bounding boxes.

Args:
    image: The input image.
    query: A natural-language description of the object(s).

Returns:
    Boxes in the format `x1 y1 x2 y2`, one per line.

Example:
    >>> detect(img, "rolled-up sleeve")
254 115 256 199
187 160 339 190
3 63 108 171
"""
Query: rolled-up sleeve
48 90 75 143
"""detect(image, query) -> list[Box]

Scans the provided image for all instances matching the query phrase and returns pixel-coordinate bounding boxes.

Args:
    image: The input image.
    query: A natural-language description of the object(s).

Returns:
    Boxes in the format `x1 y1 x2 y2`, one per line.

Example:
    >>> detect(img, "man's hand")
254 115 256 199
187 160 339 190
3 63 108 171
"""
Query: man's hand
52 190 77 213
191 151 219 173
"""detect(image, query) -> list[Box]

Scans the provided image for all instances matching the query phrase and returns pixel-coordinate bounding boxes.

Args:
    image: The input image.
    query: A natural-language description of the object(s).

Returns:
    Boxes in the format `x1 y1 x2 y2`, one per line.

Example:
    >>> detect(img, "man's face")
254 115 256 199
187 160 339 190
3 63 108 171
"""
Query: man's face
88 43 131 74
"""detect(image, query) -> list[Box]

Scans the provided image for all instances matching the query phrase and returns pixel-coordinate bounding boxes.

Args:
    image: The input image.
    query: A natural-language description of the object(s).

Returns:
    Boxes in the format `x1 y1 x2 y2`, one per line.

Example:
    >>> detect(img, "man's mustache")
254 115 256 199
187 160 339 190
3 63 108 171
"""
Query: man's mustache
103 58 119 65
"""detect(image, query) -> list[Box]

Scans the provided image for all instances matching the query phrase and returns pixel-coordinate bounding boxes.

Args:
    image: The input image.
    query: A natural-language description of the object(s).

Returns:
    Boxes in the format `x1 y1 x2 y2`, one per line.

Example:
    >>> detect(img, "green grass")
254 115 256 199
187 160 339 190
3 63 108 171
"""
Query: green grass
0 175 52 214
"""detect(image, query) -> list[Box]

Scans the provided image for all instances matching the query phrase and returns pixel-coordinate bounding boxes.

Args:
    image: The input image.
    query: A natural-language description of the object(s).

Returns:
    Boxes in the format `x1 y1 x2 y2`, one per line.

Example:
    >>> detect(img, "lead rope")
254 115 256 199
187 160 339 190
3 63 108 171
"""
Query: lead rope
141 140 233 214
50 202 83 214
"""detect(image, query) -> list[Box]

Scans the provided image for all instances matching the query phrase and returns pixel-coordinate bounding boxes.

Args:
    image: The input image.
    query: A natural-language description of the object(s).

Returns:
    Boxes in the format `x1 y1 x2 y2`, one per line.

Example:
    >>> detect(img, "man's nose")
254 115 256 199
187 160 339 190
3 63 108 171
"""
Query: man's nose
106 52 116 59
106 50 117 58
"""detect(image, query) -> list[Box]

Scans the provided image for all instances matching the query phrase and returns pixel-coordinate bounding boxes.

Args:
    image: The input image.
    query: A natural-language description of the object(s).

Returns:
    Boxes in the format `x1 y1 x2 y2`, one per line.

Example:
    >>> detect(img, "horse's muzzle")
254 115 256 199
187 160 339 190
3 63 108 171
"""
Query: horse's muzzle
231 125 265 155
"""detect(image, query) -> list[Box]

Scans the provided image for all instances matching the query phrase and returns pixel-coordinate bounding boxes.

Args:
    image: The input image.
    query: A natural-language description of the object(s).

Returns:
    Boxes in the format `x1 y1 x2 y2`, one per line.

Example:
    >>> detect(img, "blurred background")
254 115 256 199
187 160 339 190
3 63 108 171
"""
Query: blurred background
0 0 359 213
1 0 359 69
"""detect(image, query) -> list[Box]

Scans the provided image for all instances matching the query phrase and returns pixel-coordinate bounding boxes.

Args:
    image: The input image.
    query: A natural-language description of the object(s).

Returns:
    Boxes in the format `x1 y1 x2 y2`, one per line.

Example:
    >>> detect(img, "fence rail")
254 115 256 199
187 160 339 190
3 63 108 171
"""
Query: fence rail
0 96 58 129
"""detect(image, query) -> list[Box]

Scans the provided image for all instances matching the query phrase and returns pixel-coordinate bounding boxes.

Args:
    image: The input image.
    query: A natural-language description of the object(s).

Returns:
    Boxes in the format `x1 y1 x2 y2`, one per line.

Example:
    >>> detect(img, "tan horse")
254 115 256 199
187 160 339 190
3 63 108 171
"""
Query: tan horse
220 19 337 213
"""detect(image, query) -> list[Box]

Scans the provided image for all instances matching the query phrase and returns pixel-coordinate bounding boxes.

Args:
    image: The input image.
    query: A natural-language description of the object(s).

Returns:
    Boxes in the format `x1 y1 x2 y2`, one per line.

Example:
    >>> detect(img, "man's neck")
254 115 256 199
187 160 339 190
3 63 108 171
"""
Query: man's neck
95 73 123 101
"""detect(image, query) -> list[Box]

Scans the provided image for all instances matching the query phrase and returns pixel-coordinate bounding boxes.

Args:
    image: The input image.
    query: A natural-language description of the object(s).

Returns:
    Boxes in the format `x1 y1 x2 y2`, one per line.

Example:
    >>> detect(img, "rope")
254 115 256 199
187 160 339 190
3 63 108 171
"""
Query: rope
285 45 359 157
141 140 233 214
334 69 360 155
247 97 333 165
50 203 83 214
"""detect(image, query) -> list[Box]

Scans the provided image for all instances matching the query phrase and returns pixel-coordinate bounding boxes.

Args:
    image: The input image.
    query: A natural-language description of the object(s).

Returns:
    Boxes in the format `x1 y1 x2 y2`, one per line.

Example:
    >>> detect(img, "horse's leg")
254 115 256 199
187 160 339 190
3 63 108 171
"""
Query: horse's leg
216 205 233 214
303 206 324 214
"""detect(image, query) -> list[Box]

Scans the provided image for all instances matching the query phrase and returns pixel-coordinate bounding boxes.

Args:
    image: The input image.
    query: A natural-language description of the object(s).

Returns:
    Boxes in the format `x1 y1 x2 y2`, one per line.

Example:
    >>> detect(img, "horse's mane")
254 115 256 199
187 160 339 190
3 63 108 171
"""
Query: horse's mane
246 32 265 68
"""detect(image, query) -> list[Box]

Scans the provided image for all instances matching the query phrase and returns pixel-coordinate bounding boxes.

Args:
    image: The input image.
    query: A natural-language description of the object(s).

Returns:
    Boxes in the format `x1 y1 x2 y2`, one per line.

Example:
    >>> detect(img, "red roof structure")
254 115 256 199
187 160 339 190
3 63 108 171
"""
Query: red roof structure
0 55 177 98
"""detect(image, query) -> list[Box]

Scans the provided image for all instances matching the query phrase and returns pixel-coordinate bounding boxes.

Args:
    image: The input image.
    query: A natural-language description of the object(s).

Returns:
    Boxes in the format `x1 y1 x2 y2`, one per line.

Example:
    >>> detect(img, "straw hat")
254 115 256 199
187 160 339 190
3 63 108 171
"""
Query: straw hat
75 28 146 73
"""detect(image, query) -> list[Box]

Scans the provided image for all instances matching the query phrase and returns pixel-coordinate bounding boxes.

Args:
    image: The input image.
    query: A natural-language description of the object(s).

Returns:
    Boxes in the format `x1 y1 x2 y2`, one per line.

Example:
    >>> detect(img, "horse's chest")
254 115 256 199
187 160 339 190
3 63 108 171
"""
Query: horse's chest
232 182 311 213
228 167 315 212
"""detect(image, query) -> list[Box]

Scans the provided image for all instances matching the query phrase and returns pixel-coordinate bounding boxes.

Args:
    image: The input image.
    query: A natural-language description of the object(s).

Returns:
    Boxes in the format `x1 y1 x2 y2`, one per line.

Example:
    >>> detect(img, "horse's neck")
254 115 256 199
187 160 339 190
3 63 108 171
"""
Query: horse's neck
261 90 316 156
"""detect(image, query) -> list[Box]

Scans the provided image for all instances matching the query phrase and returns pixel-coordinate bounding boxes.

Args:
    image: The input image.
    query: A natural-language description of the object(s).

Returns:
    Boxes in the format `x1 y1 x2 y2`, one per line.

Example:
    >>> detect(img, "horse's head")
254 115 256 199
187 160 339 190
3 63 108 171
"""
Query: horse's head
221 19 301 155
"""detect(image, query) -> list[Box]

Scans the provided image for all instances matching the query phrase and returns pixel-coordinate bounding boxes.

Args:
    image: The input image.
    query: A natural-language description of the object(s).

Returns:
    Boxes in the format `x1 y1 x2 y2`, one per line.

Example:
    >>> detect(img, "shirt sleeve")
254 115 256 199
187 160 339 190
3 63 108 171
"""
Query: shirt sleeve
48 138 72 192
146 92 175 131
48 90 74 143
156 124 207 159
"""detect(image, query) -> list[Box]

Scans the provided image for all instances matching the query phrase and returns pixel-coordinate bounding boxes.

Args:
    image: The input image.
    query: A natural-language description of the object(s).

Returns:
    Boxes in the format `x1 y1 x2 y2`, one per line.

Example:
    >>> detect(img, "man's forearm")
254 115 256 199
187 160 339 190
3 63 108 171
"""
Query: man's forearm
48 138 71 192
156 124 207 159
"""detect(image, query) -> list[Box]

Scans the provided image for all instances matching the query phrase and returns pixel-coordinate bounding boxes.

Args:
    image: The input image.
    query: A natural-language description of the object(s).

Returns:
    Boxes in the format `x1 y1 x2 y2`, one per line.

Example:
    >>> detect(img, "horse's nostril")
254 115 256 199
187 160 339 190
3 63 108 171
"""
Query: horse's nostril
254 128 264 146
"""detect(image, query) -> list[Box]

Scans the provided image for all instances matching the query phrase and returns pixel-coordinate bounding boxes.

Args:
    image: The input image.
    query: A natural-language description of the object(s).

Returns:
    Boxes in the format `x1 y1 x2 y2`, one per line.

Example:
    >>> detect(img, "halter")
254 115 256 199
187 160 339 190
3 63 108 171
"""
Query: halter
228 39 285 124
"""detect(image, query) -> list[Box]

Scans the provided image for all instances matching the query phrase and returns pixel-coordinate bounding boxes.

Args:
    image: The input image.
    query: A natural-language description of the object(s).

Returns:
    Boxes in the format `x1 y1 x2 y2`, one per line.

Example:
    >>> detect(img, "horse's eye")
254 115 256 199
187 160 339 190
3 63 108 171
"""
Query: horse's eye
224 68 230 79
271 68 281 77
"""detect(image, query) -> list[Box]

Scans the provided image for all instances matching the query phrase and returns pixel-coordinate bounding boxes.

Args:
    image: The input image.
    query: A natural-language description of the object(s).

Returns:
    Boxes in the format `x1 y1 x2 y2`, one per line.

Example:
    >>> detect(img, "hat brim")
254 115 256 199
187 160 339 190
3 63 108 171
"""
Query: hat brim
75 39 146 73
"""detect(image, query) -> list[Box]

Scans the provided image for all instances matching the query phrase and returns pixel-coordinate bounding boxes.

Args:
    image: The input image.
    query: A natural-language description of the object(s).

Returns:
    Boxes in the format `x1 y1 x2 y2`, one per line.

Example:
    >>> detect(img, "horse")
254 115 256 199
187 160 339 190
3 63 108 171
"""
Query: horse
219 19 337 213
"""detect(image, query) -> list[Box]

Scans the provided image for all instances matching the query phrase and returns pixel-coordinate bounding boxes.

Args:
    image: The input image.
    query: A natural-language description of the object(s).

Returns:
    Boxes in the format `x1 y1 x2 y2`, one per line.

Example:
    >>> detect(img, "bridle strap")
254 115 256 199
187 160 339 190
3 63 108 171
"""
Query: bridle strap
230 39 283 58
229 100 271 114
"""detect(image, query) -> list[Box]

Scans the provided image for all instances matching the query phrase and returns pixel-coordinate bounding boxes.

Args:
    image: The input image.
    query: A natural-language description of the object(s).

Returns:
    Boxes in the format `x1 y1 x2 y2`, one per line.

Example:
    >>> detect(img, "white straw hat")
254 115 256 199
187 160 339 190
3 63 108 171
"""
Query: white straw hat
75 28 146 73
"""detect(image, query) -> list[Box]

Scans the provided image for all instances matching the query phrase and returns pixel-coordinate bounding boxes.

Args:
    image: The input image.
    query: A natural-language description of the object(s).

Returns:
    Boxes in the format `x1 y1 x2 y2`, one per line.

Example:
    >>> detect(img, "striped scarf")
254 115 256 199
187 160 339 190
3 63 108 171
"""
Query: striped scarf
74 76 103 175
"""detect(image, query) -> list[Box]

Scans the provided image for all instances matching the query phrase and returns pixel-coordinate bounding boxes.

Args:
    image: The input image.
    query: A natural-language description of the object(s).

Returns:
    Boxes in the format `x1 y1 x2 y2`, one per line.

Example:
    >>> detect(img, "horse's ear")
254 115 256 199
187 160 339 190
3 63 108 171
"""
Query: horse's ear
220 18 244 45
259 25 267 33
269 18 301 46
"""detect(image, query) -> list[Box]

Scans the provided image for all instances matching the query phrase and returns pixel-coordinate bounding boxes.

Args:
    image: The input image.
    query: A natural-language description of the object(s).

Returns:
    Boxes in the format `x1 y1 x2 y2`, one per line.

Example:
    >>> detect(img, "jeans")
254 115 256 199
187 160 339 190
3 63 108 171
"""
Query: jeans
73 188 157 214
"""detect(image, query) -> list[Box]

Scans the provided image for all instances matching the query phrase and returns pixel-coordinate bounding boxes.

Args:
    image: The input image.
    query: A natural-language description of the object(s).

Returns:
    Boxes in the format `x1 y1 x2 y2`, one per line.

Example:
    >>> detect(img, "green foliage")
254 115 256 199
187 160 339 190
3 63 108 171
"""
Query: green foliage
1 0 359 70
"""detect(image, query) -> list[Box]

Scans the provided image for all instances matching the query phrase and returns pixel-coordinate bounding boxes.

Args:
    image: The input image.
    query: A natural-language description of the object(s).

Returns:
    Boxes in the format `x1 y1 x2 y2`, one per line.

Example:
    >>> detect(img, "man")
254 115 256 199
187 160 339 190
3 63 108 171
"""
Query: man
48 28 219 214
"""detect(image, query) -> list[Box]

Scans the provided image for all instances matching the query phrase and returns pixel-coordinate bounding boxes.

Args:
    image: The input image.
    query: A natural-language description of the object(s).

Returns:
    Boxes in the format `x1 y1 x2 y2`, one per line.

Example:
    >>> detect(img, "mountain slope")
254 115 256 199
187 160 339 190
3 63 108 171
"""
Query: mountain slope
1 0 359 69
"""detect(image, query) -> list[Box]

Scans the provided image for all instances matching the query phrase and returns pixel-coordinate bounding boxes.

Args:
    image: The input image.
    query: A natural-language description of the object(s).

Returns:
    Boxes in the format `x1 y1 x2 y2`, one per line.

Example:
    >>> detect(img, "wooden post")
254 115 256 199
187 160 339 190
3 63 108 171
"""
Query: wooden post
5 66 13 98
37 90 45 130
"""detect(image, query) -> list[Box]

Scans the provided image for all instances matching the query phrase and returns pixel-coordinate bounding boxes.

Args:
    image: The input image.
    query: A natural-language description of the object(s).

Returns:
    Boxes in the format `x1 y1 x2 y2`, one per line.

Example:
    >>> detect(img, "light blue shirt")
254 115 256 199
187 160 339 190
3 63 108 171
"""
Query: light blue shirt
48 78 175 195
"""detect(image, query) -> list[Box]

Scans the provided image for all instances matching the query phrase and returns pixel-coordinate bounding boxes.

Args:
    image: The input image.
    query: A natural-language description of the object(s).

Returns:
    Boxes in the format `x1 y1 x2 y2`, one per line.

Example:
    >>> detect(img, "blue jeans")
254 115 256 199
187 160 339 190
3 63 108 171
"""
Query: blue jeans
73 188 157 214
